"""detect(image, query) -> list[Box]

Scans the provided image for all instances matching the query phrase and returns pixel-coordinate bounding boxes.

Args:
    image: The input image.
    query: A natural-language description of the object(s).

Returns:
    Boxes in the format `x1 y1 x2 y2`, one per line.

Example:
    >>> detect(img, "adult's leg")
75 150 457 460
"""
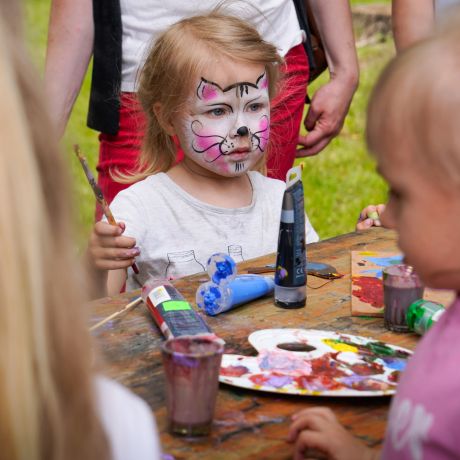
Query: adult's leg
267 43 309 181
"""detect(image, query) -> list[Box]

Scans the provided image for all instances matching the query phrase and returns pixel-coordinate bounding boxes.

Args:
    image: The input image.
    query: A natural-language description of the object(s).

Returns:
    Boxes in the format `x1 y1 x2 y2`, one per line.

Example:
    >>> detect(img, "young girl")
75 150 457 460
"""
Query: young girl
0 3 160 459
89 12 319 295
288 12 460 460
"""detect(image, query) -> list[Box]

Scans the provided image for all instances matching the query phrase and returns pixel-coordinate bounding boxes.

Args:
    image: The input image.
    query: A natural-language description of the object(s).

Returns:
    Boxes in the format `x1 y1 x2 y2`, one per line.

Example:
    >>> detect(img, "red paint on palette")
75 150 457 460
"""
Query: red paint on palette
310 353 347 379
349 361 384 376
294 374 345 391
352 276 383 307
220 365 249 377
249 373 269 386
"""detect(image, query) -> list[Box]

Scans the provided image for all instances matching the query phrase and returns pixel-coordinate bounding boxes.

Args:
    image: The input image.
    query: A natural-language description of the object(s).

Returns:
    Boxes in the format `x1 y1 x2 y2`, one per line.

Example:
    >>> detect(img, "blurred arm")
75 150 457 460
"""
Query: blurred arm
392 0 435 52
44 0 94 137
297 0 359 157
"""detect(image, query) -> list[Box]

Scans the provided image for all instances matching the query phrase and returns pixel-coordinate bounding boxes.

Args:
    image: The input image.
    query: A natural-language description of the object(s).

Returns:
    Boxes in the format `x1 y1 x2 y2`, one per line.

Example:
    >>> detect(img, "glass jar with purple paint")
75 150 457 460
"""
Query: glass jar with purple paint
383 264 424 332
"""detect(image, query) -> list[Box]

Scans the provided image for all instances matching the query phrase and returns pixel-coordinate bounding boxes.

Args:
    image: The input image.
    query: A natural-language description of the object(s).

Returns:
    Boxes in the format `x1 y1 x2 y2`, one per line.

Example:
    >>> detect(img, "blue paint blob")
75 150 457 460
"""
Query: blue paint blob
206 253 237 284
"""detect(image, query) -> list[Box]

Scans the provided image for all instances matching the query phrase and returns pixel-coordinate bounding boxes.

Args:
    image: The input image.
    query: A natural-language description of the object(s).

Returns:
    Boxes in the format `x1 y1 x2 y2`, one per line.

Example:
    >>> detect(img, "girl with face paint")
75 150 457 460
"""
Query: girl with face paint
87 12 319 295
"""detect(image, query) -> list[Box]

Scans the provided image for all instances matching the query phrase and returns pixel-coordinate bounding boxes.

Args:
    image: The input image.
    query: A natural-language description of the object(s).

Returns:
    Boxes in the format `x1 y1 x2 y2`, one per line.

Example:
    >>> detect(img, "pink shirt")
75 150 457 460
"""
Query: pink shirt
382 296 460 460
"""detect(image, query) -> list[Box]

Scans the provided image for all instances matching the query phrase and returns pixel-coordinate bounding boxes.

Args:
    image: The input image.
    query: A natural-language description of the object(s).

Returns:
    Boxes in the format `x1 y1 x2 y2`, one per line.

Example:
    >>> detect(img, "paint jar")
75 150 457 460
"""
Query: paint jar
161 336 224 436
383 264 424 332
406 299 445 335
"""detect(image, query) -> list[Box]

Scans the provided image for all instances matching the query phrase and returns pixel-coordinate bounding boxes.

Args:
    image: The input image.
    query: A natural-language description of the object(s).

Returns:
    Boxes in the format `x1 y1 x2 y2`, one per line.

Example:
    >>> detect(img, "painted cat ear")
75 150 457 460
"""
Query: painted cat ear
197 79 222 101
256 72 269 90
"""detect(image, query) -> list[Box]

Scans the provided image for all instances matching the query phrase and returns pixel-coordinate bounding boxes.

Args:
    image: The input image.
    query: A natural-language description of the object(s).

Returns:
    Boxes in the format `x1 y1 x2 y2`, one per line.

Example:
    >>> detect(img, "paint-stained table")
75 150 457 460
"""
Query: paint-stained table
90 227 420 459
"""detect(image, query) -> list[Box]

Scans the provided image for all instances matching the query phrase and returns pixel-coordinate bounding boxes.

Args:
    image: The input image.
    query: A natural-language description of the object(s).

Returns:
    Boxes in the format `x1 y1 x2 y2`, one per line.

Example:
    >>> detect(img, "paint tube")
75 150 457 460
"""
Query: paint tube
196 274 275 316
274 165 306 308
142 278 212 339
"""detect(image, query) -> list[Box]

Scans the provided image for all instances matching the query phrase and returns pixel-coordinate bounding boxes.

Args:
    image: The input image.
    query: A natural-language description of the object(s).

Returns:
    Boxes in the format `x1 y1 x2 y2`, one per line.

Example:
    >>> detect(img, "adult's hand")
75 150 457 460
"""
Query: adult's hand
296 0 359 157
297 76 356 157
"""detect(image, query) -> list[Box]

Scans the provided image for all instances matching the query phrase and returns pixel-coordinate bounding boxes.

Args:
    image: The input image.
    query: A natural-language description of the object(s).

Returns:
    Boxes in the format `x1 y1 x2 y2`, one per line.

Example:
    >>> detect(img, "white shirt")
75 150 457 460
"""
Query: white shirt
96 376 161 460
119 0 303 91
108 171 319 289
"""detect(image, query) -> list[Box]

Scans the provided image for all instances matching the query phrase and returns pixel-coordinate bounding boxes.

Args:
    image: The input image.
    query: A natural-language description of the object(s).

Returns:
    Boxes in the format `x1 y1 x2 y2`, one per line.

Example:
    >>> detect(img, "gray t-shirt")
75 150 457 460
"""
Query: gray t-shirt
109 171 319 289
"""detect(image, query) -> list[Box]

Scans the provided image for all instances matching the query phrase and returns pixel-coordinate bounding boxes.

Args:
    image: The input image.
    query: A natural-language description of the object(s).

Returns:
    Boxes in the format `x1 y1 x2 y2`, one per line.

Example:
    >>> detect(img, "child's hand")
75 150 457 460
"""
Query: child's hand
356 204 386 231
287 407 378 460
89 221 140 270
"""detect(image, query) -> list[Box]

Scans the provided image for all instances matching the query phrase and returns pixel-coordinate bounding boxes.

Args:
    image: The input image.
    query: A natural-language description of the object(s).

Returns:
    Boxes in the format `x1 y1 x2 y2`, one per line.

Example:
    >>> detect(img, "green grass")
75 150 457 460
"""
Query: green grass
301 40 394 239
26 0 393 243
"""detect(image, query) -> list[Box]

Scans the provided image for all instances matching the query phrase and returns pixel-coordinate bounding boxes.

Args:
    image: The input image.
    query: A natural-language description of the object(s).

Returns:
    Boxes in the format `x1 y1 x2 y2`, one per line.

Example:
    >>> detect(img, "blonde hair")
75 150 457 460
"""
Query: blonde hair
367 9 460 186
0 6 109 460
128 11 282 181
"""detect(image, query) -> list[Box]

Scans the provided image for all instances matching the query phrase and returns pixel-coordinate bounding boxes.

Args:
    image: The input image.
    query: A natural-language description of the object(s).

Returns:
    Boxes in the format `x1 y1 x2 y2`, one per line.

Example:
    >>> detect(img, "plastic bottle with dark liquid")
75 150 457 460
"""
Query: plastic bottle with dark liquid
383 264 424 332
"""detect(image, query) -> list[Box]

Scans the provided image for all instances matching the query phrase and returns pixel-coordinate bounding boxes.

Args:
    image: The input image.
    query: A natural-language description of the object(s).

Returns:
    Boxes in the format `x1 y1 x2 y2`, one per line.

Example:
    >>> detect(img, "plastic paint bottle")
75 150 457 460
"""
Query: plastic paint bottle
196 274 275 316
142 278 212 339
406 299 445 335
274 165 306 309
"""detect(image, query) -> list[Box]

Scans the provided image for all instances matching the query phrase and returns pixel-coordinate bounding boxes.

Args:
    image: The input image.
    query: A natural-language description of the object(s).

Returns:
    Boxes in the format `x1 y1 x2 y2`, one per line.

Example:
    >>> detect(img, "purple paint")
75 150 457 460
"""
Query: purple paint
161 336 224 436
383 264 424 332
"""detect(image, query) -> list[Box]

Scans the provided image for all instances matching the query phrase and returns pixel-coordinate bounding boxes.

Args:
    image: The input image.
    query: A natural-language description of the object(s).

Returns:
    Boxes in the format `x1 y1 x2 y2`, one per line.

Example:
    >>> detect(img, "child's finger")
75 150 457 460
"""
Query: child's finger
97 235 137 249
293 431 330 460
94 221 123 236
288 414 324 441
377 203 386 214
291 407 336 422
94 257 137 271
92 246 140 261
356 218 373 231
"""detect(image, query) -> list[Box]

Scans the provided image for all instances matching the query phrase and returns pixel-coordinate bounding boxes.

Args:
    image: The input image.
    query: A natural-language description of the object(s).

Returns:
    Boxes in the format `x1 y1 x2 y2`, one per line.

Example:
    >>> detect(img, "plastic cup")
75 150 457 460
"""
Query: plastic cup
383 264 424 332
161 336 224 436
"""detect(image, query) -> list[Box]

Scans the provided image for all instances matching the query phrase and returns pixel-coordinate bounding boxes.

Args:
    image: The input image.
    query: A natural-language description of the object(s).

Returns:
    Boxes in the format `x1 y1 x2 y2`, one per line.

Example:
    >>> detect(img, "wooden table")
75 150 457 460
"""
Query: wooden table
90 228 419 459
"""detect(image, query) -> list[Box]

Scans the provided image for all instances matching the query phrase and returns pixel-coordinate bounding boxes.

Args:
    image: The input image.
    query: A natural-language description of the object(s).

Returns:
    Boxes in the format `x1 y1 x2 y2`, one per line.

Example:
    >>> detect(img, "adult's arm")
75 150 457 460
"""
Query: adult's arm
392 0 435 52
296 0 359 157
44 0 94 137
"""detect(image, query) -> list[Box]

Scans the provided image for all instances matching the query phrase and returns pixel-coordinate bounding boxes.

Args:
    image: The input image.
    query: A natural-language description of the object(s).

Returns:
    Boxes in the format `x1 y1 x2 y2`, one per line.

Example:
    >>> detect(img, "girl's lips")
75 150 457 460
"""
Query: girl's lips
228 148 250 155
227 150 250 160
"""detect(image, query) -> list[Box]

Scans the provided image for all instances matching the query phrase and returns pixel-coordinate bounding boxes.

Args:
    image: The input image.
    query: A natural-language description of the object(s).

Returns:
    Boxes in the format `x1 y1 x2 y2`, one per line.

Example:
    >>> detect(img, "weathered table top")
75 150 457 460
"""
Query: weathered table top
90 228 419 459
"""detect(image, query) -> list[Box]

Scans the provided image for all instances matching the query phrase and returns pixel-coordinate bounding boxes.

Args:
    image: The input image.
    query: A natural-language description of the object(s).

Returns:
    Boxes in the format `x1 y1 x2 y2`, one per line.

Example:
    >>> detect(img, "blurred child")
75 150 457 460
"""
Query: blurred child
288 11 460 460
0 4 160 459
88 12 319 295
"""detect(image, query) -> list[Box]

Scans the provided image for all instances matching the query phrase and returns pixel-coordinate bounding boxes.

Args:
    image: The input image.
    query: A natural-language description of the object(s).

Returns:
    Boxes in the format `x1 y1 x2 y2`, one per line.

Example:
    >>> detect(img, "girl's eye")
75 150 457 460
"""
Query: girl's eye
248 103 263 112
207 107 226 117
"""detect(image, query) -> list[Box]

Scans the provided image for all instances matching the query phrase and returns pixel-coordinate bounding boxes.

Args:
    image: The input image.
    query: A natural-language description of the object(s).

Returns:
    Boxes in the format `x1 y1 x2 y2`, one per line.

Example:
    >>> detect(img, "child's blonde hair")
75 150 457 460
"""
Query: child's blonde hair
133 11 282 180
367 9 460 186
0 5 109 460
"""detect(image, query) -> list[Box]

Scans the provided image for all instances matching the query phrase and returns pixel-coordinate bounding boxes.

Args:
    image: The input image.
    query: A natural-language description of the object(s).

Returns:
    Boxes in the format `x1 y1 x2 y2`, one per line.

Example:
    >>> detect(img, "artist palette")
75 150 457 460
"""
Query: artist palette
219 329 412 397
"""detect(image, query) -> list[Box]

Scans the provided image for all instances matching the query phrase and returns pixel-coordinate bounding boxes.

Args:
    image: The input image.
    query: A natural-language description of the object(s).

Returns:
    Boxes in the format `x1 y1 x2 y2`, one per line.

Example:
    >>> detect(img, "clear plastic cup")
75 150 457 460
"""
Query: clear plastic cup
161 336 224 436
383 264 424 332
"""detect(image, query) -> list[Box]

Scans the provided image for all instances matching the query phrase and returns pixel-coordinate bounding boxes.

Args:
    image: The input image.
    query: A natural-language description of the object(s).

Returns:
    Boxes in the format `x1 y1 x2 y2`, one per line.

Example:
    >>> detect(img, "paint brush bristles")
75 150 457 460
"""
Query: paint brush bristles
89 296 143 331
73 145 139 274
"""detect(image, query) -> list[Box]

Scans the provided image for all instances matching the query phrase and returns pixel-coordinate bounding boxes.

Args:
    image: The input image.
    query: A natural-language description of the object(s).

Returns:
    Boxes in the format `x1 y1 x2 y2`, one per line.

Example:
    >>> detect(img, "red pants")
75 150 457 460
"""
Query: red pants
97 43 309 218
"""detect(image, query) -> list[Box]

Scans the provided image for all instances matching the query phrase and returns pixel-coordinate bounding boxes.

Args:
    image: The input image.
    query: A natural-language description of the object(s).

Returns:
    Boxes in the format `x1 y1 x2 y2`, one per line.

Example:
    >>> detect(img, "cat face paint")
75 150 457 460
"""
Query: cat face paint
180 71 270 176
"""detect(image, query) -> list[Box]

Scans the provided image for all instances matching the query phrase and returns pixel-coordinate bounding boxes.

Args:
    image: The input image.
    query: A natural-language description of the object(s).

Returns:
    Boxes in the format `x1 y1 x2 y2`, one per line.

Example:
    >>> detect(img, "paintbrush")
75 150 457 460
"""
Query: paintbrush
73 144 139 274
89 296 143 331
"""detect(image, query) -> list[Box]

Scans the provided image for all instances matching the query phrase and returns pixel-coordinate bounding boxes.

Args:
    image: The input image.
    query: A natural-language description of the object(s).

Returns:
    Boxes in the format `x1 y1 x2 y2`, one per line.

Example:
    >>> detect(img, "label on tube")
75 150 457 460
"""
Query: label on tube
142 279 212 339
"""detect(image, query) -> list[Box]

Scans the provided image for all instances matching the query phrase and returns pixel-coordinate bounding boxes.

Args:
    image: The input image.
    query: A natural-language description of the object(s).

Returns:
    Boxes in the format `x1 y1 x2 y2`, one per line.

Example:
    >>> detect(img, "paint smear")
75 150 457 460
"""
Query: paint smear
220 329 411 396
220 365 249 377
352 276 383 308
